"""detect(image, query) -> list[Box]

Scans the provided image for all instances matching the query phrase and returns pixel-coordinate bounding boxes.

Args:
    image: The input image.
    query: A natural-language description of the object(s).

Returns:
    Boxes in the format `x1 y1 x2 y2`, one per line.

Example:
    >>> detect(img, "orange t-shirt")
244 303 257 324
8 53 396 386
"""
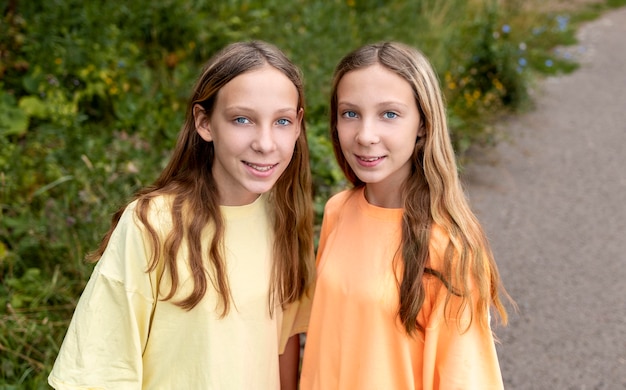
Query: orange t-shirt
300 188 503 390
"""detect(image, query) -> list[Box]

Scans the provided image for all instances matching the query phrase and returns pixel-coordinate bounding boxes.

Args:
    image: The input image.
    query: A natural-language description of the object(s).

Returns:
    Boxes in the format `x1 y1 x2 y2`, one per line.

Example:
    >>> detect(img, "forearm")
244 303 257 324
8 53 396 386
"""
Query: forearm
279 334 301 390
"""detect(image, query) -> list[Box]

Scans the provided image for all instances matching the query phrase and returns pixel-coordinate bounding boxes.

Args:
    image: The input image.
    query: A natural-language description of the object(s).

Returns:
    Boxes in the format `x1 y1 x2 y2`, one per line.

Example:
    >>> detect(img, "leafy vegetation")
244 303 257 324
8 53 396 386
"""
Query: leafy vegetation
1 0 623 387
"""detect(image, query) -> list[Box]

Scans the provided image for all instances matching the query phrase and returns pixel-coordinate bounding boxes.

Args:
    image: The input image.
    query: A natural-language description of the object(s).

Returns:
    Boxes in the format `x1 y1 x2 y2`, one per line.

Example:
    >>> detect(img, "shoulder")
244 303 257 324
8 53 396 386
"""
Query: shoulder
324 188 359 212
320 188 359 226
429 223 451 256
115 194 176 240
426 223 482 293
427 223 452 271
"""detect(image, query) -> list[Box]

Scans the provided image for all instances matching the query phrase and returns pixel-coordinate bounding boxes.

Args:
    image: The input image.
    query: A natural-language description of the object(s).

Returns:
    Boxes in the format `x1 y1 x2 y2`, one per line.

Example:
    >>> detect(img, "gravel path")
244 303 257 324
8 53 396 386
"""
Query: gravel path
462 6 626 389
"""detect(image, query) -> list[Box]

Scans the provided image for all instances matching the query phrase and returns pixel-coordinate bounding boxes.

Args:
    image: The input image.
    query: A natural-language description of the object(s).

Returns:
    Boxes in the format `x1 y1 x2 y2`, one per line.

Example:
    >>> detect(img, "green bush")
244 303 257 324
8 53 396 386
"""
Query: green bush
2 0 621 386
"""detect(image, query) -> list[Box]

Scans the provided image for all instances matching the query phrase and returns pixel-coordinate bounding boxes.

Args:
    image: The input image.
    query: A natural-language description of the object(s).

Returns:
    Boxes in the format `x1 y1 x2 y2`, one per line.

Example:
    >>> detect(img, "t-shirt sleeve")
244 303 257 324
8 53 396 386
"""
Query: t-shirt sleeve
278 288 312 354
421 226 504 389
422 292 504 389
48 204 157 389
315 190 348 268
278 192 349 354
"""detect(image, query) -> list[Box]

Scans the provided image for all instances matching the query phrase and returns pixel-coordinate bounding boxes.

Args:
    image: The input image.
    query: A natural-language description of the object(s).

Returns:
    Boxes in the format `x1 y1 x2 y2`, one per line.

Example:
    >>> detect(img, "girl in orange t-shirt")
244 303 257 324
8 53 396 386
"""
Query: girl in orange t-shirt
301 42 512 389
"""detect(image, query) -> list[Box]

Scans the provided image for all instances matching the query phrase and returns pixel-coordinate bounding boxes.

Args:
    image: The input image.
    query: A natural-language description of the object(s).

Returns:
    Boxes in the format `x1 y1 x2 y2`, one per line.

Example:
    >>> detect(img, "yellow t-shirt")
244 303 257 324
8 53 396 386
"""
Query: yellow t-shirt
48 194 310 389
300 188 503 390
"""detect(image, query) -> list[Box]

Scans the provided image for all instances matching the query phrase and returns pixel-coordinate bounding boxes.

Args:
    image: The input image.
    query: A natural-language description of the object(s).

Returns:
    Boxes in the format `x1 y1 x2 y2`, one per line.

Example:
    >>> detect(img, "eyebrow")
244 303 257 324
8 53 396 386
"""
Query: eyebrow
224 106 298 115
274 107 299 115
337 101 409 109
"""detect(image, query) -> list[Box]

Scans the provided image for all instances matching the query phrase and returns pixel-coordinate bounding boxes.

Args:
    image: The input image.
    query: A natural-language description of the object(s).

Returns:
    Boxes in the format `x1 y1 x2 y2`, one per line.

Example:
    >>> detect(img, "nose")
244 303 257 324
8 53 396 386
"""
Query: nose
251 125 277 153
354 119 379 145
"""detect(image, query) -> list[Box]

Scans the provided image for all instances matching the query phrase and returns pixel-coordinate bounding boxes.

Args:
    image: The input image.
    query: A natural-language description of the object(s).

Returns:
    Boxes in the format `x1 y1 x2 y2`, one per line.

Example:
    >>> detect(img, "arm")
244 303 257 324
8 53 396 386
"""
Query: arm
425 307 504 390
423 226 504 389
422 274 504 389
279 334 301 390
278 289 312 389
48 205 155 389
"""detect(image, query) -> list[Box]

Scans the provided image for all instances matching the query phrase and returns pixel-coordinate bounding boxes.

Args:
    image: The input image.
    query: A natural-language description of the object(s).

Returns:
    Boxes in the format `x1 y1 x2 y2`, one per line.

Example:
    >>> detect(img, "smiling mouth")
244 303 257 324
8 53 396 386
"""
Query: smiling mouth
244 162 277 172
357 156 383 162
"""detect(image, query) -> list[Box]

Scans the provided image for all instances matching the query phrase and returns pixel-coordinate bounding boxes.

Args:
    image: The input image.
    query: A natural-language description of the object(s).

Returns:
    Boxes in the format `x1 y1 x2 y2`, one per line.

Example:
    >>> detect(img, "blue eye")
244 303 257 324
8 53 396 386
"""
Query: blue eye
276 118 291 126
234 117 250 124
342 111 358 119
383 111 398 119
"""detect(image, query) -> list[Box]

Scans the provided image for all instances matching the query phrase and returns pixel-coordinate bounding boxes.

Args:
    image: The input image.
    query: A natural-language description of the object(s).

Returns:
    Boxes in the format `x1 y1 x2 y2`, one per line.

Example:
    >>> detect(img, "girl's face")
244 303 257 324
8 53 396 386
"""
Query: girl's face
336 63 423 207
194 65 302 206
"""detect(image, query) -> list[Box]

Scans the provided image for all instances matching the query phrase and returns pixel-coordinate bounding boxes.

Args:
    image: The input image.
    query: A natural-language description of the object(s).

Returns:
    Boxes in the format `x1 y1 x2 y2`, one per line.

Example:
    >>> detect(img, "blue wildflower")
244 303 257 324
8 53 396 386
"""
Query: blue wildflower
556 15 569 32
532 26 545 35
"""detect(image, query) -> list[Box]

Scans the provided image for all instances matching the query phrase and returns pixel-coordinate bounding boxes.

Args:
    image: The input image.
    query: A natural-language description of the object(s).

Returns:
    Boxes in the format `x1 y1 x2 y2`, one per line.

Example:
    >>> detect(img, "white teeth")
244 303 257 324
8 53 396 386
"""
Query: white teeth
246 162 274 171
360 156 381 162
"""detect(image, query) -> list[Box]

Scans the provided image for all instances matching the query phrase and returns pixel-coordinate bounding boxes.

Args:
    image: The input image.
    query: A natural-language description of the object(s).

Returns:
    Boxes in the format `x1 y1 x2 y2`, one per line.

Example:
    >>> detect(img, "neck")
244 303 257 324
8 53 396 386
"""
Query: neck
363 184 403 209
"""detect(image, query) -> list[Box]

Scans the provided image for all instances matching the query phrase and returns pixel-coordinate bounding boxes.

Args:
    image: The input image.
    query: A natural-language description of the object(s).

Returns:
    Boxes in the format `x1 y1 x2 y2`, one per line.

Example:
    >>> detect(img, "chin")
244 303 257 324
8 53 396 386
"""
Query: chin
246 183 276 196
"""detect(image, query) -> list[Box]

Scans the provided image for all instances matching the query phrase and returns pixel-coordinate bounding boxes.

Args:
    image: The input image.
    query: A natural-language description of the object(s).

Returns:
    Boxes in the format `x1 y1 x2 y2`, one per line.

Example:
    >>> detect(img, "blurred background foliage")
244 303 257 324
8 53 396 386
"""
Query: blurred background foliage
1 0 623 387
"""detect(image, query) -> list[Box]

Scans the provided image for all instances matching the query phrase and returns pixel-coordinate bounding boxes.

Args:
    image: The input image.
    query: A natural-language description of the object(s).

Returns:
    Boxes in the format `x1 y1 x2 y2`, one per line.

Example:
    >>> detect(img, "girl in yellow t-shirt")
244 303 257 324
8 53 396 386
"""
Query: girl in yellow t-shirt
49 41 313 390
301 42 511 389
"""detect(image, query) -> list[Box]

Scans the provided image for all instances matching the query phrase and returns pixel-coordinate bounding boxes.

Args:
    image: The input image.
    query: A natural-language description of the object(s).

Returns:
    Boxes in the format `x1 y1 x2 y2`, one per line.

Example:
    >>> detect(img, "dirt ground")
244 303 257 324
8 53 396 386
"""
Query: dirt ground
462 6 626 389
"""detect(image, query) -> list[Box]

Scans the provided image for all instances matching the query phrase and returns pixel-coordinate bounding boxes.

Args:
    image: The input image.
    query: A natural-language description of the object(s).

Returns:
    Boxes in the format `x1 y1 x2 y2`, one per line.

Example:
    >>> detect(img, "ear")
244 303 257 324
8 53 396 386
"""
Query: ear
193 104 213 142
416 122 426 139
295 107 304 138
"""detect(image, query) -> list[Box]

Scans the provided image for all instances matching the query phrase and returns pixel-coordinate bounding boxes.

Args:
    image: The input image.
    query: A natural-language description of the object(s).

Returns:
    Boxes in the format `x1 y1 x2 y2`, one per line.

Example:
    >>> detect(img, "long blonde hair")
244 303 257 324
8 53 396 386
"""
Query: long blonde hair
330 42 508 334
90 41 314 316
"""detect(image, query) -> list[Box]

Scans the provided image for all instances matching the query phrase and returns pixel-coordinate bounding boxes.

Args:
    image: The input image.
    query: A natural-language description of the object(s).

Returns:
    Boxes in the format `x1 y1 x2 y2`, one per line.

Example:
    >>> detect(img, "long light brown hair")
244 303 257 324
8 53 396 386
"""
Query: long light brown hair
330 42 508 334
89 41 314 315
